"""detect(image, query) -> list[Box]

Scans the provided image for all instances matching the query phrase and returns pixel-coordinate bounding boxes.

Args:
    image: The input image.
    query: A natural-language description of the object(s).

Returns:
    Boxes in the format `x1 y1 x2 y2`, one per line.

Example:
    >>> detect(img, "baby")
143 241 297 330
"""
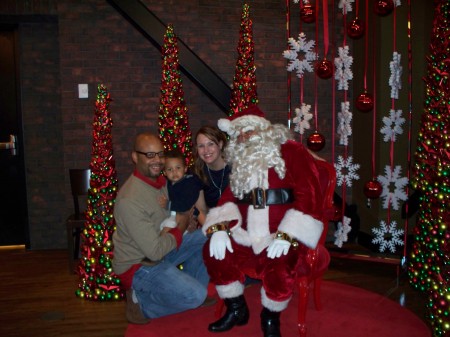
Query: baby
160 149 207 232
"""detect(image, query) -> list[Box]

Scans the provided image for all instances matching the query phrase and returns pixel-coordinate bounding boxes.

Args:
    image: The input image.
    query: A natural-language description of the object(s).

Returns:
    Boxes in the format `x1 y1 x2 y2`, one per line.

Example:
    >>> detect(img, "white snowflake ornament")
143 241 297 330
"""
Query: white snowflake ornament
389 52 402 99
335 155 360 187
334 45 353 90
338 0 354 14
380 109 405 142
377 165 408 210
292 103 313 135
372 220 404 253
283 32 317 78
334 216 352 248
337 101 352 146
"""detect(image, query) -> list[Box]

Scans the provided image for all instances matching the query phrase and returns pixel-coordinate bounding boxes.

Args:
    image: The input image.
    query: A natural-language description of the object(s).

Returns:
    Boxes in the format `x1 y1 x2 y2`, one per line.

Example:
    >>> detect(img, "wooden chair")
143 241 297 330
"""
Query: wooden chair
214 160 336 337
66 168 91 273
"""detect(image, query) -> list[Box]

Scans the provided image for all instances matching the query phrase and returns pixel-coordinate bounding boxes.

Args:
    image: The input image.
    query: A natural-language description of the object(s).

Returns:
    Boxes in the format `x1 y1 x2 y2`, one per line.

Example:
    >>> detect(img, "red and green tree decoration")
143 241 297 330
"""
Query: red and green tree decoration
76 84 123 301
408 1 450 335
158 24 193 167
229 3 258 117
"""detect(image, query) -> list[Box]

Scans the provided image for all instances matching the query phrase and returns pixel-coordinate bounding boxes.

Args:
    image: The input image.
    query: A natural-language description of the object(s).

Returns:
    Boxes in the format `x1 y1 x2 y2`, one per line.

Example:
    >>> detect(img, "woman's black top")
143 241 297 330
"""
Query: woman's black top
202 164 231 208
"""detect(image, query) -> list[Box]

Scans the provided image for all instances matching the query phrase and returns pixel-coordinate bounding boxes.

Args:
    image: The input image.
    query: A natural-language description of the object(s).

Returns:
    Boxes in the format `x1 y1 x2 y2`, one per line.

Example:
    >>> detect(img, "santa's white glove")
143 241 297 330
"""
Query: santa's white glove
160 214 177 231
267 239 291 259
209 231 233 260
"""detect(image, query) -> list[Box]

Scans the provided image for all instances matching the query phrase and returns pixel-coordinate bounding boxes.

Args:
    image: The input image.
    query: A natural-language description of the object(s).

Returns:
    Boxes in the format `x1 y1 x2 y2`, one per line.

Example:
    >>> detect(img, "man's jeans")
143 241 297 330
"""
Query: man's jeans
132 229 209 319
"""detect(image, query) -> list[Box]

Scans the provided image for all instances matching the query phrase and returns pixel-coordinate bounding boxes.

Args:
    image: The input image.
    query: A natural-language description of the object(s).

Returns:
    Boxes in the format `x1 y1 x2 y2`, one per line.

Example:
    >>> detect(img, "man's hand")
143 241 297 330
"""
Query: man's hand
267 239 290 259
209 231 233 260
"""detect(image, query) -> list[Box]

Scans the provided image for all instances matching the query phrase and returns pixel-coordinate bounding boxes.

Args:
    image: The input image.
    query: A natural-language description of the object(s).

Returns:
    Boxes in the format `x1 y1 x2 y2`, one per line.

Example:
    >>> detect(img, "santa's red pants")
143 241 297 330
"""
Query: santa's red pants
203 237 309 302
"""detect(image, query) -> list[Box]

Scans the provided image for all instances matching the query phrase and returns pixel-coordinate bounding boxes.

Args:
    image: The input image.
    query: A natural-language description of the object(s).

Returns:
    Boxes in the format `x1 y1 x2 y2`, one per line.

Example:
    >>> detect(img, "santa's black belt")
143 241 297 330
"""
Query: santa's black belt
238 188 294 209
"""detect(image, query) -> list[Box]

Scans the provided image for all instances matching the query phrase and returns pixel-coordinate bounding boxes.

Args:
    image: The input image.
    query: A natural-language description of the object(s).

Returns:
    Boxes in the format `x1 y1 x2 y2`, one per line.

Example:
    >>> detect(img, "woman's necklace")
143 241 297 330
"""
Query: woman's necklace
207 165 225 197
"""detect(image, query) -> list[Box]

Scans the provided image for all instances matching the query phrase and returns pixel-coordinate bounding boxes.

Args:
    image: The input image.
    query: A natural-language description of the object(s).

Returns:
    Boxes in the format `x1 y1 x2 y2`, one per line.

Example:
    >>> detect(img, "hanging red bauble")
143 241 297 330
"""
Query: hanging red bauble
347 18 365 39
300 3 315 23
374 0 394 17
307 132 326 152
315 59 333 79
355 92 374 112
363 179 382 199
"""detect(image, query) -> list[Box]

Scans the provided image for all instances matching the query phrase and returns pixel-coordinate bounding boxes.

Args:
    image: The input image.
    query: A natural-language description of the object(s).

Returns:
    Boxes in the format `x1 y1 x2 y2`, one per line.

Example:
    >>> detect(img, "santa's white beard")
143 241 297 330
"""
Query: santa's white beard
226 133 286 199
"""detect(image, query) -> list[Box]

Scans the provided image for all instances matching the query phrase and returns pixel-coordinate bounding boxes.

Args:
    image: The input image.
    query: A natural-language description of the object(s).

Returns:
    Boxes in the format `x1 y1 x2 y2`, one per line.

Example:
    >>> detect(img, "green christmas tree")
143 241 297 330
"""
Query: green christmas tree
229 3 258 117
408 1 450 335
76 84 123 301
158 24 193 167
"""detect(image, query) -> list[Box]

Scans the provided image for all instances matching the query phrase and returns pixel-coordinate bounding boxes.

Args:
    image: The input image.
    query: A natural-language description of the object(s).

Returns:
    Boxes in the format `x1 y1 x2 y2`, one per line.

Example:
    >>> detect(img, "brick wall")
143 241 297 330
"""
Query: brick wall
2 0 386 251
0 0 341 249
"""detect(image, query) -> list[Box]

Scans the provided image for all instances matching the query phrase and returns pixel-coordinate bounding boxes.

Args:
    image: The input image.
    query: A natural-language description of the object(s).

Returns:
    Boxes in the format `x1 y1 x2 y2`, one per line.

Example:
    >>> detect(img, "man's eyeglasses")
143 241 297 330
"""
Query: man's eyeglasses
135 150 166 159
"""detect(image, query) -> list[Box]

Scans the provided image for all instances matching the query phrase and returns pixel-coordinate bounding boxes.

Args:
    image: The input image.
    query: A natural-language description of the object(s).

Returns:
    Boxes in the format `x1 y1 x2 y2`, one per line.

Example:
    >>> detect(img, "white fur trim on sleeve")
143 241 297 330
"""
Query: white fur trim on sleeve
277 209 323 249
202 202 242 235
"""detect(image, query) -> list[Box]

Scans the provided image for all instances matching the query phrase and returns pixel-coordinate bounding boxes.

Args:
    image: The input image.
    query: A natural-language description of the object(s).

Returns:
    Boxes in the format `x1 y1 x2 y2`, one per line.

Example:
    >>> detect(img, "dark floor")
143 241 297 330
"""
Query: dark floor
325 241 429 326
0 241 431 337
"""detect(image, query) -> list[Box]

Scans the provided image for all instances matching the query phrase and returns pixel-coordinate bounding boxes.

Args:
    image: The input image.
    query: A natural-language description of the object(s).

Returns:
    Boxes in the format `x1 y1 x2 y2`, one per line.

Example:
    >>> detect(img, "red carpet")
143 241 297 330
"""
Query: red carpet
125 281 430 337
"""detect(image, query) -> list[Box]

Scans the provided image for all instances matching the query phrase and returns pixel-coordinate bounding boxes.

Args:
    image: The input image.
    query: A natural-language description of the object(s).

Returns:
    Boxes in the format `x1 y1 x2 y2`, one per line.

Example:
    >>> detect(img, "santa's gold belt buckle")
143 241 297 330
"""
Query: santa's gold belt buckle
251 188 266 209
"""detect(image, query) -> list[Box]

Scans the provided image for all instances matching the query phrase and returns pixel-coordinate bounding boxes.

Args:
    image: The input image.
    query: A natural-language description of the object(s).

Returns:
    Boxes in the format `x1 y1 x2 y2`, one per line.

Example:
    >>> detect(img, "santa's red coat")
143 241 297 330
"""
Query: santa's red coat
202 140 324 310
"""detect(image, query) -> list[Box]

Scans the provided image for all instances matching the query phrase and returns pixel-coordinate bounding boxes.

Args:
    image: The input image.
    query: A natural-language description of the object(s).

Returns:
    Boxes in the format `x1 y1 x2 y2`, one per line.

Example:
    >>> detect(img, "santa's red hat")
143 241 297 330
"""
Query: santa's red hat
218 105 271 137
229 105 265 120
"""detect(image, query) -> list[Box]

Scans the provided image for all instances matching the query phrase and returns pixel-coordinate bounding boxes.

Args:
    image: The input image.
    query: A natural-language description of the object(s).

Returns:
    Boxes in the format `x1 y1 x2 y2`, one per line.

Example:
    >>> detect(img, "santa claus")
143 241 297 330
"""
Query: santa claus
202 105 324 337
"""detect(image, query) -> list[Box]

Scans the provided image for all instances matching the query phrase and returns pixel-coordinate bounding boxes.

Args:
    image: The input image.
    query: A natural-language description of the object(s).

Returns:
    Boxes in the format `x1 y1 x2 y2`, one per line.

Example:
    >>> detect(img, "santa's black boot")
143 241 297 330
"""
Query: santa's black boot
208 295 249 332
260 307 282 337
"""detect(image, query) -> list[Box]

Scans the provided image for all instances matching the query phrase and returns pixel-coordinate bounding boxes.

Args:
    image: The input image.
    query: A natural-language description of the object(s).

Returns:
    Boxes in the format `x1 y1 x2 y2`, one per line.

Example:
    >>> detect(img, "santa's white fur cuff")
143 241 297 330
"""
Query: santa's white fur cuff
216 280 244 299
277 209 323 249
261 287 290 312
202 202 242 235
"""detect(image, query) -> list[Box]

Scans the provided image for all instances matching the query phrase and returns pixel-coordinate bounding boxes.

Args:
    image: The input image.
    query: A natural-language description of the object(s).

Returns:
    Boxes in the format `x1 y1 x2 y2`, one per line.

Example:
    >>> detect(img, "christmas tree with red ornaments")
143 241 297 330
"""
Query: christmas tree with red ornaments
229 3 258 117
408 1 450 335
158 24 193 167
76 84 123 301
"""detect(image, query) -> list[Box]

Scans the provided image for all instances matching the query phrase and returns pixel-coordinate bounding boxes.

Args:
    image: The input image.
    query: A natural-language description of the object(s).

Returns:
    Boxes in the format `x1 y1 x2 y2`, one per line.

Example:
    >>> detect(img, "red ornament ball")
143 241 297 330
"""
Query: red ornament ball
347 18 365 39
300 4 315 23
307 132 326 152
315 59 333 79
363 180 382 199
355 92 374 112
374 0 394 16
